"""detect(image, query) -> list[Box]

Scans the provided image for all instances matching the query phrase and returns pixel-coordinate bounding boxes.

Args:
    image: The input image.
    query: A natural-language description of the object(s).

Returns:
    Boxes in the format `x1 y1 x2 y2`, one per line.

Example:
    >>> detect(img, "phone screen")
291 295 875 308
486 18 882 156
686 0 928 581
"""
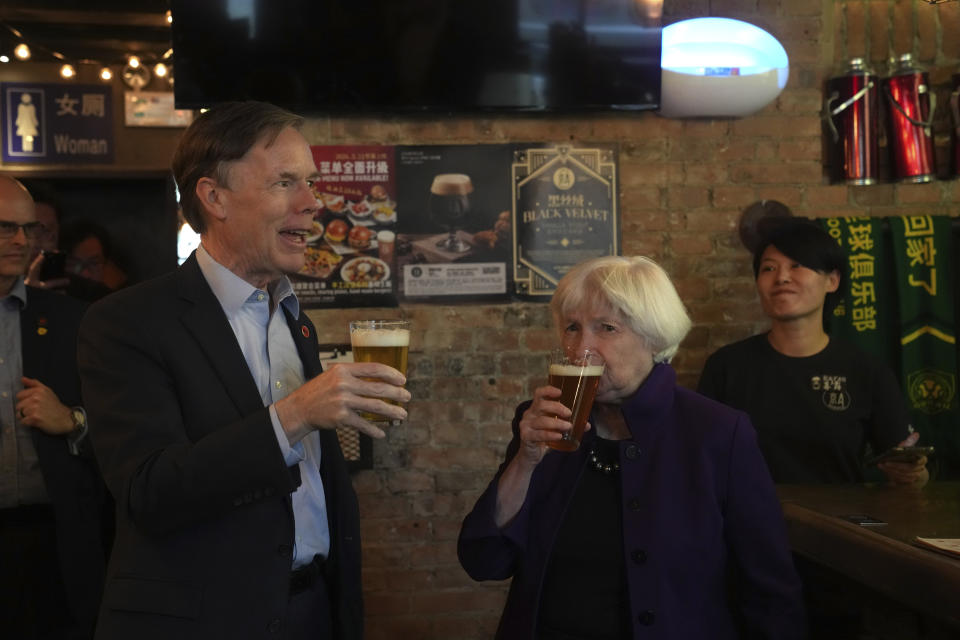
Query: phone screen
39 250 66 281
843 514 887 527
867 445 934 466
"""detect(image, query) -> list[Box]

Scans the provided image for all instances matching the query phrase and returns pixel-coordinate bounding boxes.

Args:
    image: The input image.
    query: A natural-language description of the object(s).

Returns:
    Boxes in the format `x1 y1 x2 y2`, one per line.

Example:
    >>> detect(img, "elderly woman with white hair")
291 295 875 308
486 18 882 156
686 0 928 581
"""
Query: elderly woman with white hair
458 256 806 640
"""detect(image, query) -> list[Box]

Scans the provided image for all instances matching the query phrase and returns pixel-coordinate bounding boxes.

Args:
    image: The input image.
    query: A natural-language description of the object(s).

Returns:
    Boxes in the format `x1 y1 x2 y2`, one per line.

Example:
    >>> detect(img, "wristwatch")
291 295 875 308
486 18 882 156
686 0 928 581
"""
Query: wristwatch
67 407 88 456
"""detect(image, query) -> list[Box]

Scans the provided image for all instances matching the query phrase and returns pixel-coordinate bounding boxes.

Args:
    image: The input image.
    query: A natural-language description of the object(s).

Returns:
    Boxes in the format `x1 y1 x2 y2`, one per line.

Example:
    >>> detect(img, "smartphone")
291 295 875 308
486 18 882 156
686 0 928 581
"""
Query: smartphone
38 250 66 281
867 445 934 466
842 514 887 527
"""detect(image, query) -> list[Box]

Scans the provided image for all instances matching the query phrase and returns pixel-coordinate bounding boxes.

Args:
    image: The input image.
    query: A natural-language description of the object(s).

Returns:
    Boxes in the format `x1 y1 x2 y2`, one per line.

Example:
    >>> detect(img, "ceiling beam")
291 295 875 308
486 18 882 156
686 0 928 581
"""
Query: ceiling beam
0 8 168 28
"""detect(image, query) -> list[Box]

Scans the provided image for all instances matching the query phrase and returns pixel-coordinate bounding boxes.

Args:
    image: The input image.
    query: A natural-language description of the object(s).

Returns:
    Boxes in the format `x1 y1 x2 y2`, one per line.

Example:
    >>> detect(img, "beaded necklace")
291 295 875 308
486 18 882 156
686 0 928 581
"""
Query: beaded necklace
587 439 620 475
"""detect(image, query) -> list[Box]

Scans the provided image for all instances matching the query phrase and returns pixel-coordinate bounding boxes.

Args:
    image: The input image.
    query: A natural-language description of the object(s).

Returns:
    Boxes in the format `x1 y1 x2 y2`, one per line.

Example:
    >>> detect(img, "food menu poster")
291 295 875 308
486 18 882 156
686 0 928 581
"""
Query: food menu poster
293 145 398 308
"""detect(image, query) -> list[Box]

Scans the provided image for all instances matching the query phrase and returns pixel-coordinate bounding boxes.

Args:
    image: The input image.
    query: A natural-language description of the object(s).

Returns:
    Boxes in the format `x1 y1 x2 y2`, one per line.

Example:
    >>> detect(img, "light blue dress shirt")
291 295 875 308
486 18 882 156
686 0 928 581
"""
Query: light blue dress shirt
0 277 48 507
195 245 329 568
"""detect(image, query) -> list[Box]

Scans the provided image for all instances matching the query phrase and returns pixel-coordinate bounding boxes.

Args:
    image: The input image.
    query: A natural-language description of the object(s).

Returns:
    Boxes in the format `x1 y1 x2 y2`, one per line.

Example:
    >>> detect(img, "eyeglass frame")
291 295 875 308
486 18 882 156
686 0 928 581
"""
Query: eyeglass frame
0 220 45 240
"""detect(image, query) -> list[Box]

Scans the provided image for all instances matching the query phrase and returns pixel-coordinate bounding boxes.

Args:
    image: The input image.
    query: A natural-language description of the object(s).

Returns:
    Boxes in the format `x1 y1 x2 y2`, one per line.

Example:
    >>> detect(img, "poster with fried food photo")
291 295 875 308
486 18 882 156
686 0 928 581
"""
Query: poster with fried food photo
294 145 397 308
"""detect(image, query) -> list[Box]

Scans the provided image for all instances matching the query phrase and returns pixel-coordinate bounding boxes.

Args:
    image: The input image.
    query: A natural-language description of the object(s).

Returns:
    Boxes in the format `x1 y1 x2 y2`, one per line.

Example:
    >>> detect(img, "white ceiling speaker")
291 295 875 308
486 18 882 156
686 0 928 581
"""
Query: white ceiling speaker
659 17 789 118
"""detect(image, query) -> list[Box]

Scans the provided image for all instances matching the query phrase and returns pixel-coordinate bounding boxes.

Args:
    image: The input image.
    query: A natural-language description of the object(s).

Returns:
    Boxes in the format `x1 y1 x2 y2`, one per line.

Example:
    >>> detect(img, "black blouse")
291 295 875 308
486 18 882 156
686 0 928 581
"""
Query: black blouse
537 436 632 639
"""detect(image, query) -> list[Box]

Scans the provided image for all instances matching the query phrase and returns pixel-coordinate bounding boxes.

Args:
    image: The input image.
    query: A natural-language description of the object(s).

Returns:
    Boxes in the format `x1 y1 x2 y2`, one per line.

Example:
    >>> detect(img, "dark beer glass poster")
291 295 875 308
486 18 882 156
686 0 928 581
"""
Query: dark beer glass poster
512 144 620 297
293 145 397 308
395 145 515 303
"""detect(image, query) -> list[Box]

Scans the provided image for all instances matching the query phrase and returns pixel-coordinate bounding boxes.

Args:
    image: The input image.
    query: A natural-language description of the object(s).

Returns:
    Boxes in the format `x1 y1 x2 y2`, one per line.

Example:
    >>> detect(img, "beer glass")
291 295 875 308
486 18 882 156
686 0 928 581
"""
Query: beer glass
429 173 472 253
545 348 605 452
349 319 411 422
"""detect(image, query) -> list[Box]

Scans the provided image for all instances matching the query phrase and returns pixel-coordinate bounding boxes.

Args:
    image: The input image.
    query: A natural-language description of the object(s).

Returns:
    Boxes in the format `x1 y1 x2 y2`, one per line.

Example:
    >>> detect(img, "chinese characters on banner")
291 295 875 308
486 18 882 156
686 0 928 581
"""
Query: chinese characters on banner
298 143 620 308
890 216 957 477
2 82 113 163
821 217 897 365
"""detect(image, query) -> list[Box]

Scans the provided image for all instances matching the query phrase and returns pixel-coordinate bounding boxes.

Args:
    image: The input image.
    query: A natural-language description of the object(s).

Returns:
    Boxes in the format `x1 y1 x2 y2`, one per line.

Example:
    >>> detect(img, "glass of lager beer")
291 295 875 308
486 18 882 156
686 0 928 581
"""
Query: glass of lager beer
349 320 411 422
545 348 605 452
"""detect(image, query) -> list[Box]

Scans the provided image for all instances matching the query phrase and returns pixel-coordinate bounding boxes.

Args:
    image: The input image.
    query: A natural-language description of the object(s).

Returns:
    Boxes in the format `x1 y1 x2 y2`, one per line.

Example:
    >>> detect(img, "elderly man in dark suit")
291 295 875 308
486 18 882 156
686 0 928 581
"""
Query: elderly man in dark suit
0 175 108 639
78 102 409 640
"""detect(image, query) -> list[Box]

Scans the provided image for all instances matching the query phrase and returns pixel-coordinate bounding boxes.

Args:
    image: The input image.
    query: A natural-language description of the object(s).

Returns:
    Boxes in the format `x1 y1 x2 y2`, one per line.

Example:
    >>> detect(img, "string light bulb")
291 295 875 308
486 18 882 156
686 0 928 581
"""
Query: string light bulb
166 10 173 24
14 43 31 60
154 62 168 77
0 55 9 63
60 63 76 79
127 55 141 69
100 67 113 81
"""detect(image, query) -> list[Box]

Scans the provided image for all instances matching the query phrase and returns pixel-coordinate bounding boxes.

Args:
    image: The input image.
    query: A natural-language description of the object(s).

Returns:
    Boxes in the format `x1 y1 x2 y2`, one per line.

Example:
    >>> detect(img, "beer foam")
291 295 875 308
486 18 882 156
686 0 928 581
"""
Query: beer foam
430 173 474 195
549 363 604 376
350 329 410 347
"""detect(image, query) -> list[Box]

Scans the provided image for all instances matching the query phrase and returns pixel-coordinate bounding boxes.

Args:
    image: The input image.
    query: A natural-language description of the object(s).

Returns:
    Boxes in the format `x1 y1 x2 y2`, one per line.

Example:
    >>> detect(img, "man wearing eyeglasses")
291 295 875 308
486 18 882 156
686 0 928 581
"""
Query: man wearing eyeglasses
0 175 108 639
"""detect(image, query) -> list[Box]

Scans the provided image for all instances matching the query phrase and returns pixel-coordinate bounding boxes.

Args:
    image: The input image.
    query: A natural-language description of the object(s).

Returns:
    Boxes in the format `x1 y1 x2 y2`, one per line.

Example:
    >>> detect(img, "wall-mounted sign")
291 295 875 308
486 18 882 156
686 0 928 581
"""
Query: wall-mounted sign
124 91 193 128
292 145 397 308
512 145 619 297
2 82 113 164
396 144 515 304
294 143 619 308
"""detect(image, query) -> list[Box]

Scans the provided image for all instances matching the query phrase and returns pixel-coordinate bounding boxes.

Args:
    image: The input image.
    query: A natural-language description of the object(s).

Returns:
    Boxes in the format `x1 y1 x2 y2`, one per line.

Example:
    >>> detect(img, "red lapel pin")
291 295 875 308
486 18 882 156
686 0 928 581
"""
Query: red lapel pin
301 325 310 338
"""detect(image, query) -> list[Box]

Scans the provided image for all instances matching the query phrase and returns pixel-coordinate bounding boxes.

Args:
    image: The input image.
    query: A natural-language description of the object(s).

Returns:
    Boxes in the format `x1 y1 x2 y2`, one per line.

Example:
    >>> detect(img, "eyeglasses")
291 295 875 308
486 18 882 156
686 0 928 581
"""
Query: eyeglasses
0 221 45 240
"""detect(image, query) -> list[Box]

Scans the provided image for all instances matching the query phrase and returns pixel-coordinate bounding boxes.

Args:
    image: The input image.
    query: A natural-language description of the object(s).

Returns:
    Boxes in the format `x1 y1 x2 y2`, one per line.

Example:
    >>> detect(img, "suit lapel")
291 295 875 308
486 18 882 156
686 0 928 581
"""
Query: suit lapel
281 305 346 481
176 255 264 418
282 305 323 380
20 291 42 380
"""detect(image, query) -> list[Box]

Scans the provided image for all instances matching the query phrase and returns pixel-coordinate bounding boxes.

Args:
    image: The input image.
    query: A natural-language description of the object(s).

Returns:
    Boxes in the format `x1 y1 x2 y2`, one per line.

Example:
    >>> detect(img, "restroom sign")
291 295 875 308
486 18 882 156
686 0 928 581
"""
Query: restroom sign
2 82 113 164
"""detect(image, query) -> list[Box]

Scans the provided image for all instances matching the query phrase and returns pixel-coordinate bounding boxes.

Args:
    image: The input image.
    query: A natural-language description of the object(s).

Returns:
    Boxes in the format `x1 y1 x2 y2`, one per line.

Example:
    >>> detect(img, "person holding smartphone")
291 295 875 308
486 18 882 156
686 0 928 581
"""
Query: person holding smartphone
697 211 928 487
21 181 112 302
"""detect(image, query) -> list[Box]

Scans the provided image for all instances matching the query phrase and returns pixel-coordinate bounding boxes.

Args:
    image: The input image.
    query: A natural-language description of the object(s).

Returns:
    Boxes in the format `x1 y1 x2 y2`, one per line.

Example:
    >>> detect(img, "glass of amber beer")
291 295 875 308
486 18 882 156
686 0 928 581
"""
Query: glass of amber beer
349 319 411 421
545 348 605 452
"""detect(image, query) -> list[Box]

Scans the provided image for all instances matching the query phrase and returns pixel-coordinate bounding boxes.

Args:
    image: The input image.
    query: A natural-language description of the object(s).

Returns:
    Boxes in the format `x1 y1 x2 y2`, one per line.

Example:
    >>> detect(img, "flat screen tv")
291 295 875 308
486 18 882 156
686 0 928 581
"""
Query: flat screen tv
170 0 662 113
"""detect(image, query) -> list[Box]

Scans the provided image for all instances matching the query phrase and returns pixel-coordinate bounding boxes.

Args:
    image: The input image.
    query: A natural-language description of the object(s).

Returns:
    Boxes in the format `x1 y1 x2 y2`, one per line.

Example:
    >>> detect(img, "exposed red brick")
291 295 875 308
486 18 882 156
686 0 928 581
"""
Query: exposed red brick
714 186 758 209
667 186 711 209
916 3 939 62
870 2 892 65
732 115 822 138
685 208 740 232
729 162 824 184
778 139 822 161
844 1 869 62
754 186 805 206
892 0 915 57
805 184 852 207
670 232 714 255
897 182 948 204
685 163 730 185
410 589 506 615
942 6 960 59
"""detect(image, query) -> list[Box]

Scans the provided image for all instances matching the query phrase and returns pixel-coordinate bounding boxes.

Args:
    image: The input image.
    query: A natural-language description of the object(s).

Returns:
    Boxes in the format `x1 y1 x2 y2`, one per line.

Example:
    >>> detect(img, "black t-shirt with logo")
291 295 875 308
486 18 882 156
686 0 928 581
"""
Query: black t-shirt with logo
697 334 909 484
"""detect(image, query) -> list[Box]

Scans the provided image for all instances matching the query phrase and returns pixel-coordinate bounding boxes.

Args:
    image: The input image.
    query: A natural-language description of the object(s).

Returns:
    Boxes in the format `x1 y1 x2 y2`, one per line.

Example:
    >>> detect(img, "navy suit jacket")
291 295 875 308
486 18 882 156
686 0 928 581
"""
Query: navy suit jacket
78 254 362 640
21 285 108 637
459 363 806 640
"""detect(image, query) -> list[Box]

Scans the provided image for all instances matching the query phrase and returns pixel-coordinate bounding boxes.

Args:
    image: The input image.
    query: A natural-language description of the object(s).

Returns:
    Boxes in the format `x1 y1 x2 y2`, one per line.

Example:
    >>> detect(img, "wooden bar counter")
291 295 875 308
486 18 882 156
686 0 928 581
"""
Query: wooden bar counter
777 482 960 637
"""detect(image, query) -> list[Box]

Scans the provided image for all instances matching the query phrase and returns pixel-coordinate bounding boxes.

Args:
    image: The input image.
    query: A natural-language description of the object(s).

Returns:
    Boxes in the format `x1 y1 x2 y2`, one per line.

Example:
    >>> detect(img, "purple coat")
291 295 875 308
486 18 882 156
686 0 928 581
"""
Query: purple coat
458 363 806 639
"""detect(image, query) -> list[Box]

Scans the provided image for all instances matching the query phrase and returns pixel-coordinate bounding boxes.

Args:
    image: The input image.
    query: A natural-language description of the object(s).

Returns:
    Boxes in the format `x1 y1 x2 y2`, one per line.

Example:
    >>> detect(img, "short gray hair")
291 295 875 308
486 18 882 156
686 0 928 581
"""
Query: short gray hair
550 255 691 363
172 101 304 234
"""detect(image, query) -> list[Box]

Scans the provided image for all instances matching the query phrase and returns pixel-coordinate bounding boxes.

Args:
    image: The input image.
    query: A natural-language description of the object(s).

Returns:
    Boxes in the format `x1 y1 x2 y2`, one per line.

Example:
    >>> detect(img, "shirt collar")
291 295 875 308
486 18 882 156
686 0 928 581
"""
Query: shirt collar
195 244 299 318
2 276 28 310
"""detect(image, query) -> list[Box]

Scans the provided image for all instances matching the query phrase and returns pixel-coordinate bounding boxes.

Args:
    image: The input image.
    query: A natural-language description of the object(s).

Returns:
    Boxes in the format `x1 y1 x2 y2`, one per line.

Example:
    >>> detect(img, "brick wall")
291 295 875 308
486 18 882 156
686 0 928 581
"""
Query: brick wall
302 2 960 637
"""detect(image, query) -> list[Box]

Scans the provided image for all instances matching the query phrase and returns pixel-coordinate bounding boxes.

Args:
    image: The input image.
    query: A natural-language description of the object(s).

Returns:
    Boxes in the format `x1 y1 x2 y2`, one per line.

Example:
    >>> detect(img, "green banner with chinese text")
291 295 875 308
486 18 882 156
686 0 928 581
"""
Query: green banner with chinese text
890 215 958 479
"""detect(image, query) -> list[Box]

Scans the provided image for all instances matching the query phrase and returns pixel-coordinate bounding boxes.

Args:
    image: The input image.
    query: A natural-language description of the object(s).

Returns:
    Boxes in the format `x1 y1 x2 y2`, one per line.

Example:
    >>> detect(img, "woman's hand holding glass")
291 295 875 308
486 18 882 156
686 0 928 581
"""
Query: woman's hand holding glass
516 385 586 467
